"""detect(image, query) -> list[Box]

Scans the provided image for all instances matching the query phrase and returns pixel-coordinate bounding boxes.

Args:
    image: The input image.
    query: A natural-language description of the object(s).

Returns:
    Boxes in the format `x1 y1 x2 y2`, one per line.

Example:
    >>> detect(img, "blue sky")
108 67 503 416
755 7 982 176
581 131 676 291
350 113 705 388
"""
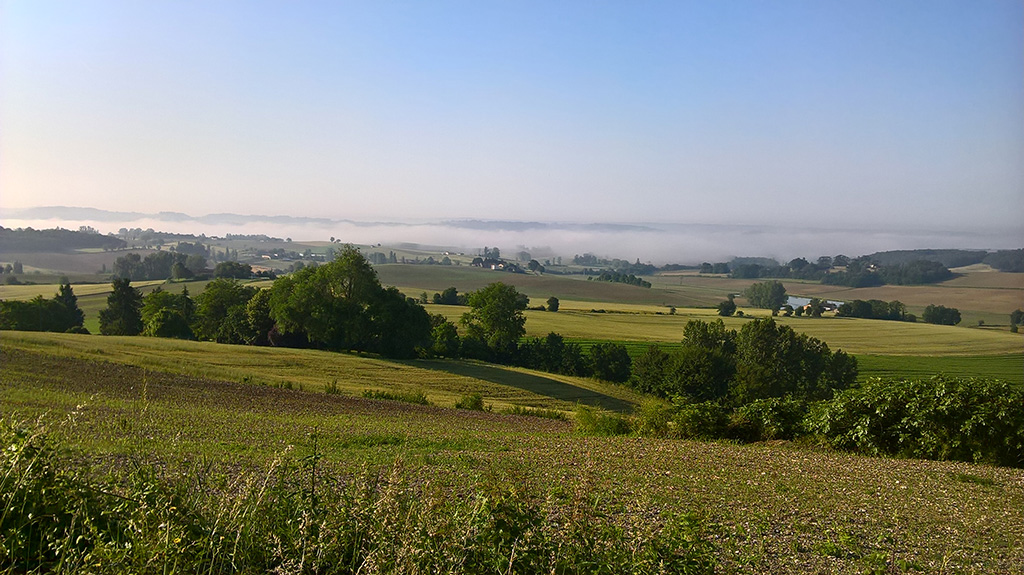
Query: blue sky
2 1 1022 233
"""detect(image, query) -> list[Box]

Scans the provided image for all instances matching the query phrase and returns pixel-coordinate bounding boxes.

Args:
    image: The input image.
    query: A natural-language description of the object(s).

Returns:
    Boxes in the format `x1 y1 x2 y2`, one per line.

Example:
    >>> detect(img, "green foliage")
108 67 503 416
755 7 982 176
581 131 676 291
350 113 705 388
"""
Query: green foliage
98 278 143 335
877 260 953 285
460 282 528 358
362 389 430 405
1008 309 1023 326
716 295 736 316
665 345 734 402
732 318 854 403
984 248 1024 272
144 307 194 339
430 319 461 357
592 270 652 288
454 392 486 410
670 400 729 440
587 342 632 382
0 418 715 574
573 405 632 436
53 282 85 329
243 287 274 345
0 282 84 333
141 287 194 339
836 299 907 321
631 398 676 437
213 260 252 279
808 376 1024 467
635 318 854 405
546 296 559 312
744 280 787 309
193 278 257 343
922 304 961 326
517 332 588 376
500 405 567 420
431 286 461 305
730 397 808 441
270 246 430 357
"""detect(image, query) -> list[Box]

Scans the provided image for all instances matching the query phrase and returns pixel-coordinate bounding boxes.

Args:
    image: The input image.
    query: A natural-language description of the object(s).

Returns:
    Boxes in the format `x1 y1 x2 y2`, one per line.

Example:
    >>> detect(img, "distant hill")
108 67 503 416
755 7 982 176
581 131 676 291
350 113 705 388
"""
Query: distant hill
0 226 126 253
867 248 1024 273
865 249 987 268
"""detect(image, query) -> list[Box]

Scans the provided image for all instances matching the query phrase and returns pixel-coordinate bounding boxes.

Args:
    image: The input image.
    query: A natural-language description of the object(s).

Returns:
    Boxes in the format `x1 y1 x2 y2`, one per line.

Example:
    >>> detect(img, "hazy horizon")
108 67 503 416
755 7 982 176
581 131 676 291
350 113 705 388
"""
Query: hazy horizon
2 206 1019 266
2 2 1022 241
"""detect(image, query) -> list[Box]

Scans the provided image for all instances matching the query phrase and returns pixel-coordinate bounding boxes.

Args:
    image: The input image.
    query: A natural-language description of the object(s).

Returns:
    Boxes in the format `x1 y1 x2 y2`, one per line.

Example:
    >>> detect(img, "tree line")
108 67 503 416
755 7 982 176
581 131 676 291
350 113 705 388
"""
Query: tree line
0 282 87 333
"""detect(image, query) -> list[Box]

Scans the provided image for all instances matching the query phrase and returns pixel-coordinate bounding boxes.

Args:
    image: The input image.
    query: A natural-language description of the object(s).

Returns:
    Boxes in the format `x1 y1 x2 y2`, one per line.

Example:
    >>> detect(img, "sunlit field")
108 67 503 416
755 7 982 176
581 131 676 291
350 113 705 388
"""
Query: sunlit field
2 344 1022 574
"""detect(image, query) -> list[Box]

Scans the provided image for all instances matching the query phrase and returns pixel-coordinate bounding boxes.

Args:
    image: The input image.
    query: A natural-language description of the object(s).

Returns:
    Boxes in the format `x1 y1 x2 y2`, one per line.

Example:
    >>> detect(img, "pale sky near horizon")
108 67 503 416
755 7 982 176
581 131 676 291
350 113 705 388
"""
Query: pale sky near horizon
1 1 1022 232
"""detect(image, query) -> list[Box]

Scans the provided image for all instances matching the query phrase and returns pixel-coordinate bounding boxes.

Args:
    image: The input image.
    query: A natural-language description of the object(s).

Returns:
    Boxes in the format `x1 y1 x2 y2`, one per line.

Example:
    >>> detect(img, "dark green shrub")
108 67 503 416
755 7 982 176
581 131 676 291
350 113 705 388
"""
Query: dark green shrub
808 376 1024 467
729 397 808 441
671 400 728 439
454 392 485 410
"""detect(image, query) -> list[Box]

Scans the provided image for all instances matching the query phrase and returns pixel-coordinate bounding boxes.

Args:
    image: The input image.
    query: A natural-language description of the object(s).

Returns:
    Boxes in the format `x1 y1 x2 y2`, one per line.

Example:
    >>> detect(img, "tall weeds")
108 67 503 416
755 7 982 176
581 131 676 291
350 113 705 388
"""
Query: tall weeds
0 416 715 574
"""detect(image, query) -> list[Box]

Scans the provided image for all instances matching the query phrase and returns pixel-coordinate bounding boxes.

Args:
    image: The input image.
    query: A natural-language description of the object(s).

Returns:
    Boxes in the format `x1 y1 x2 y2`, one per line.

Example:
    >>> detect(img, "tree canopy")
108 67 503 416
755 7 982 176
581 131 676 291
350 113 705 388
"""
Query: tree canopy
99 278 144 336
744 281 787 309
460 282 527 358
268 245 429 357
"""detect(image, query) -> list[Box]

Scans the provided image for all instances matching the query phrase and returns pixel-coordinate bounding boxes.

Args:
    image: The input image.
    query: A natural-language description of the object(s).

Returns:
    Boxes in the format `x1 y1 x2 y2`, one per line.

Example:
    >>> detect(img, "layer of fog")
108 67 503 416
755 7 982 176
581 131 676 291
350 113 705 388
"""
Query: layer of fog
2 214 1019 266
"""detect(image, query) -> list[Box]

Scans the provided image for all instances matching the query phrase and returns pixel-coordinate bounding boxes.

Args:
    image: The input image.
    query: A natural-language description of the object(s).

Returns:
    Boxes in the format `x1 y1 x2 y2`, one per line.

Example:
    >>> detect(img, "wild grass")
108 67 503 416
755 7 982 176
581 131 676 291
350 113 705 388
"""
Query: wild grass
500 405 568 420
0 416 715 575
362 389 430 405
2 347 1023 573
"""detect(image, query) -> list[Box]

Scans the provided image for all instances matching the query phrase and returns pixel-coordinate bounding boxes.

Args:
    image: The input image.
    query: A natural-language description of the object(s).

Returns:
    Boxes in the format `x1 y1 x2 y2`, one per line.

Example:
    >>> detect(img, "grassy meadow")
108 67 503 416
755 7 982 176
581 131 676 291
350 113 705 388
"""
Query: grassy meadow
3 343 1023 574
3 260 1024 572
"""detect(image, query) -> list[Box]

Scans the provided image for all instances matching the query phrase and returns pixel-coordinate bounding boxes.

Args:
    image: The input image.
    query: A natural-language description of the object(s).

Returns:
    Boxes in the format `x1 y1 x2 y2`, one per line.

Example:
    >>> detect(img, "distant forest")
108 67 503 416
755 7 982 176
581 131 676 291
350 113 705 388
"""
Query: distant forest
698 248 1024 287
1 227 1022 278
0 226 126 253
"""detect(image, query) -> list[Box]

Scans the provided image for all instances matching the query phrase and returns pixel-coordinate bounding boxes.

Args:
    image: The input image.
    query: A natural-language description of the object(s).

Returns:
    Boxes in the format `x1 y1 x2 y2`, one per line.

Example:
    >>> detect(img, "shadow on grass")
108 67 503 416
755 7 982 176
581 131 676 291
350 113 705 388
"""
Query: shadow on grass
403 359 632 412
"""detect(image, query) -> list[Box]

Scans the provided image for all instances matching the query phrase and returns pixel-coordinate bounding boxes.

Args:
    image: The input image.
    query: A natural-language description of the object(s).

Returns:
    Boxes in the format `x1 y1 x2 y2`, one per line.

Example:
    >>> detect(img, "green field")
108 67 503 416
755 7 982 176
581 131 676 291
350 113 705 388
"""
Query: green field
0 331 642 413
423 304 1023 357
2 341 1022 573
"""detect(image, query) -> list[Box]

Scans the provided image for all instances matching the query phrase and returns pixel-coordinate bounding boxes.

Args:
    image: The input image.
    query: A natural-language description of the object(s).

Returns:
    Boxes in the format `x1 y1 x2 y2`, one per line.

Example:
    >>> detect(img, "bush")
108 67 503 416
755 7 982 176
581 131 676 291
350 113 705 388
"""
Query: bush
588 342 632 382
500 406 567 420
454 392 485 410
362 389 430 405
729 397 808 441
632 398 676 437
671 400 728 440
807 376 1024 467
573 405 631 436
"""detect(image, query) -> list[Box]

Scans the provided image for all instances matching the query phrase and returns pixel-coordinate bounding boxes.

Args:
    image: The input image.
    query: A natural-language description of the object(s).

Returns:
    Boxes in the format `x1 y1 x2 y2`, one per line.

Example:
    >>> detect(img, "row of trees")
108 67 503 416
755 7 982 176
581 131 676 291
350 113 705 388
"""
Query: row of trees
836 299 911 321
588 271 652 288
630 318 857 406
98 248 433 358
0 282 86 333
113 251 208 281
922 304 961 326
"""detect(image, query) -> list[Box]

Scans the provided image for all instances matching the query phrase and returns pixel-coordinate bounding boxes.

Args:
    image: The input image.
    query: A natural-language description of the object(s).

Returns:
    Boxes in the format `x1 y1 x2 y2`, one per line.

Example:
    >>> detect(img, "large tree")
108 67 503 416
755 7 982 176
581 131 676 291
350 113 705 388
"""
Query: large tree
193 279 258 343
269 245 429 357
99 278 144 335
460 282 527 357
744 280 787 310
54 282 85 330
